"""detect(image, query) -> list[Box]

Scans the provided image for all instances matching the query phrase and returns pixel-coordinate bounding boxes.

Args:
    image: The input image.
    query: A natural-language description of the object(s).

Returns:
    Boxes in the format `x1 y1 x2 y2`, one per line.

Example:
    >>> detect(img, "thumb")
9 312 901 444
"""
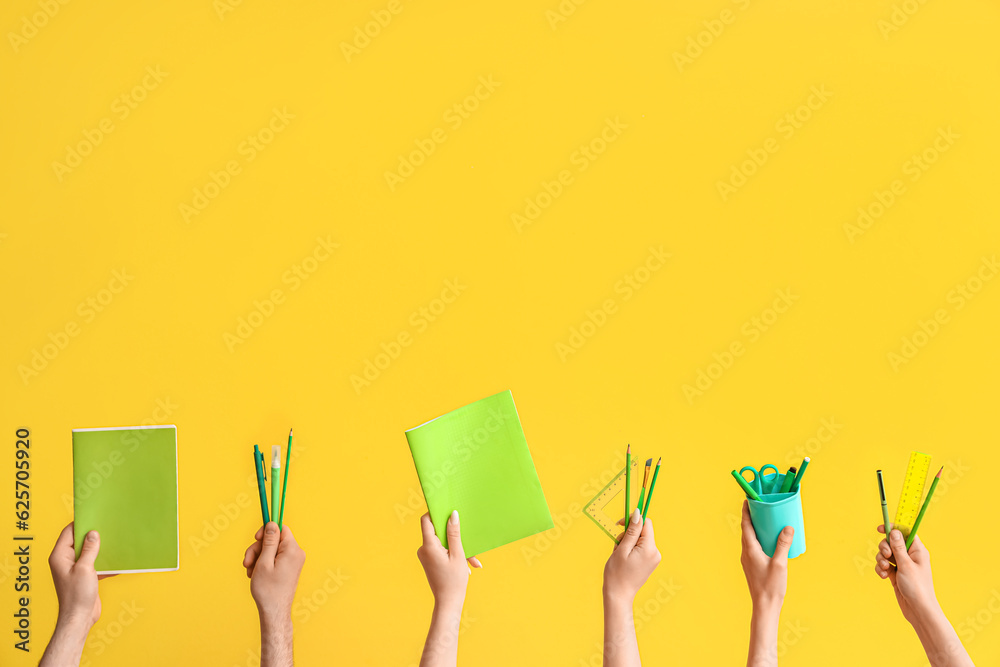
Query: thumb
772 526 794 564
617 508 643 554
446 510 466 561
76 531 101 569
888 529 914 570
258 522 281 568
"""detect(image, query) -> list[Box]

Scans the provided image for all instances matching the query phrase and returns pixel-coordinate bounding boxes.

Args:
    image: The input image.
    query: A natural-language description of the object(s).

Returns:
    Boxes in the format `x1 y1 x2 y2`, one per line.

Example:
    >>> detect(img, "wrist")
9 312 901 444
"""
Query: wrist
603 588 634 612
432 596 465 618
750 594 783 617
54 613 94 640
909 596 944 631
258 607 293 633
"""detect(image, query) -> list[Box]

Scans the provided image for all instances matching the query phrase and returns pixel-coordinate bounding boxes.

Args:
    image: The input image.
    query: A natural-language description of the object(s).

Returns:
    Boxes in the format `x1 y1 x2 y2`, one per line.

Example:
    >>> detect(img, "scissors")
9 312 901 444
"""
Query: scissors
739 464 781 496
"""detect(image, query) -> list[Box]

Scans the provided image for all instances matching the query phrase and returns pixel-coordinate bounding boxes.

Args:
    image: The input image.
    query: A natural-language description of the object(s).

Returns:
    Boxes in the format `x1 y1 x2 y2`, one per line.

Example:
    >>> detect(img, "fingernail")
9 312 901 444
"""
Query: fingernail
781 526 793 537
86 531 98 542
450 510 459 525
630 508 642 524
265 523 278 535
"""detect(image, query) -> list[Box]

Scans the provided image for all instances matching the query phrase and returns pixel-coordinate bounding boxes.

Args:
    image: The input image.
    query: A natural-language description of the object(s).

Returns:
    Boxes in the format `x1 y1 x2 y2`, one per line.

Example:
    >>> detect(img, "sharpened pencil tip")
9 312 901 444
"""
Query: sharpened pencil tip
626 443 630 453
289 428 293 436
655 457 662 466
936 466 943 477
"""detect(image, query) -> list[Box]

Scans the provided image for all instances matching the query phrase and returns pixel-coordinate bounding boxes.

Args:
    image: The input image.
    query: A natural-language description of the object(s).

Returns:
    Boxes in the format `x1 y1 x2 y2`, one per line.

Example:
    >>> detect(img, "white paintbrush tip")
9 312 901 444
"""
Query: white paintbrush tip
272 445 280 466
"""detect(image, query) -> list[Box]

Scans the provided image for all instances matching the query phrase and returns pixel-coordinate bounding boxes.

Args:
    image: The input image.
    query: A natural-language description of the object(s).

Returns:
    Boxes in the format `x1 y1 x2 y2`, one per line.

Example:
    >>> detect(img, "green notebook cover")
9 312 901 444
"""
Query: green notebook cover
405 390 553 556
72 425 179 574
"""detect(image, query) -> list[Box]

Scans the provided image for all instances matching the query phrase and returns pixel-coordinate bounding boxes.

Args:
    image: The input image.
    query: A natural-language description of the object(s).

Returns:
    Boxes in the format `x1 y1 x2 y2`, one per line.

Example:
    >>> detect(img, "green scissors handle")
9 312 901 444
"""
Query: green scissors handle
739 464 780 495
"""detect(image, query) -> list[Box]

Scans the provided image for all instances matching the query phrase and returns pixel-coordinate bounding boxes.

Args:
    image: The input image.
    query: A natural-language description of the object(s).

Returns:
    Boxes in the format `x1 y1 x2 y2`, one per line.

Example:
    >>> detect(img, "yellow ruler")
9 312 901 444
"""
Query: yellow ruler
583 457 640 544
892 451 931 536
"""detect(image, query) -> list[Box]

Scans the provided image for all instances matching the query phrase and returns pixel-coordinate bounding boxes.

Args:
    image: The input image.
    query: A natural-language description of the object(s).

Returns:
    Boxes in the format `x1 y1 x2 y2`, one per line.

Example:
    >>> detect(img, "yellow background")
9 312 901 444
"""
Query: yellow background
2 0 999 665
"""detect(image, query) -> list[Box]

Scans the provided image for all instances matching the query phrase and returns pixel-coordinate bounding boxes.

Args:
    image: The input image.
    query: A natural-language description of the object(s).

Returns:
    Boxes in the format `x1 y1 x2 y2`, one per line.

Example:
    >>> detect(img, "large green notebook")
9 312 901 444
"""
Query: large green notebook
405 390 553 556
72 425 179 574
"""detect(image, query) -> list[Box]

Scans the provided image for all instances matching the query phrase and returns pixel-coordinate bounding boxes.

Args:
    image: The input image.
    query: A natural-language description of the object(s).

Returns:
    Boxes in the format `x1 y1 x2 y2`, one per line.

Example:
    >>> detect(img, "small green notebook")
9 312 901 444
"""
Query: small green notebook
405 390 553 556
72 425 179 574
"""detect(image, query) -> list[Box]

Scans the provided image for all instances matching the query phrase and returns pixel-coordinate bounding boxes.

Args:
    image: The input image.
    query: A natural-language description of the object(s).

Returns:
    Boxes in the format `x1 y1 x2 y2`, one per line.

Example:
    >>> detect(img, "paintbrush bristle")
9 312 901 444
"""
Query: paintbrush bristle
645 458 653 466
272 445 280 463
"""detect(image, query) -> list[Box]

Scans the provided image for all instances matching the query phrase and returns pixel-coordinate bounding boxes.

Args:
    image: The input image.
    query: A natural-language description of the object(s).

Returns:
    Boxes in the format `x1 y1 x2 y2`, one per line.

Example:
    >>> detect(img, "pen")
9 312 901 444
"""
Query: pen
790 457 810 492
779 466 797 493
877 469 891 540
254 444 270 525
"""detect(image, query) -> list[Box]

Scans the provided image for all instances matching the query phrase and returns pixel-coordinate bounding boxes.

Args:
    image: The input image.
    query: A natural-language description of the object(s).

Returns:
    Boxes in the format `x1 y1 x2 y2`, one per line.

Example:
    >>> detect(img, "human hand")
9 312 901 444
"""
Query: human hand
417 512 482 611
243 522 305 620
48 523 114 630
740 500 793 611
603 508 661 604
874 526 939 626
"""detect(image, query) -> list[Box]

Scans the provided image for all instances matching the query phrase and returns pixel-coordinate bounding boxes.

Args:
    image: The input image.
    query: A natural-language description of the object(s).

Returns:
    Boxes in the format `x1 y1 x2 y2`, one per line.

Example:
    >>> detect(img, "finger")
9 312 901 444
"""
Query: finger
878 539 892 559
740 501 764 556
257 522 281 569
874 561 888 579
420 513 441 548
635 517 656 552
468 556 483 569
445 510 466 562
97 573 117 581
906 534 929 563
772 526 794 564
888 529 914 570
255 525 265 541
48 523 76 568
617 518 627 526
877 524 886 534
617 508 644 554
276 525 301 559
76 531 101 569
243 540 262 569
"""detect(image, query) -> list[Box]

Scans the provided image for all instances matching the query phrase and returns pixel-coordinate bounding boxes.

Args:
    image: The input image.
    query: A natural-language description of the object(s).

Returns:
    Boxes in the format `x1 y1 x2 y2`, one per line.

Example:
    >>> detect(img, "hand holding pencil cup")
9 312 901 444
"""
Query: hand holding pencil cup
731 458 809 559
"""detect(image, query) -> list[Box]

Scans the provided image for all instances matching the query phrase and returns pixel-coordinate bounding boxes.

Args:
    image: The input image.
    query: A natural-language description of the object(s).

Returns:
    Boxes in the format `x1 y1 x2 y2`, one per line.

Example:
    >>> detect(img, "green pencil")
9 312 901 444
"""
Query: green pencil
641 457 661 520
905 467 942 549
625 444 631 524
278 428 292 529
732 469 763 502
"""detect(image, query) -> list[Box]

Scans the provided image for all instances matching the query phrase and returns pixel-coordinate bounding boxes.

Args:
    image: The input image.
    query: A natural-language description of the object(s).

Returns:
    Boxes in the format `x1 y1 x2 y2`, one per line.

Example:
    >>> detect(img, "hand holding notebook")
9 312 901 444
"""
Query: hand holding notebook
405 390 553 556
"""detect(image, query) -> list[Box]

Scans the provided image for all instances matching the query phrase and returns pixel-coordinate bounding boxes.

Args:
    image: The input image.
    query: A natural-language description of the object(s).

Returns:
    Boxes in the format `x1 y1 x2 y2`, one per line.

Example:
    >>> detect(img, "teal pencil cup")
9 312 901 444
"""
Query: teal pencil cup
747 474 806 559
